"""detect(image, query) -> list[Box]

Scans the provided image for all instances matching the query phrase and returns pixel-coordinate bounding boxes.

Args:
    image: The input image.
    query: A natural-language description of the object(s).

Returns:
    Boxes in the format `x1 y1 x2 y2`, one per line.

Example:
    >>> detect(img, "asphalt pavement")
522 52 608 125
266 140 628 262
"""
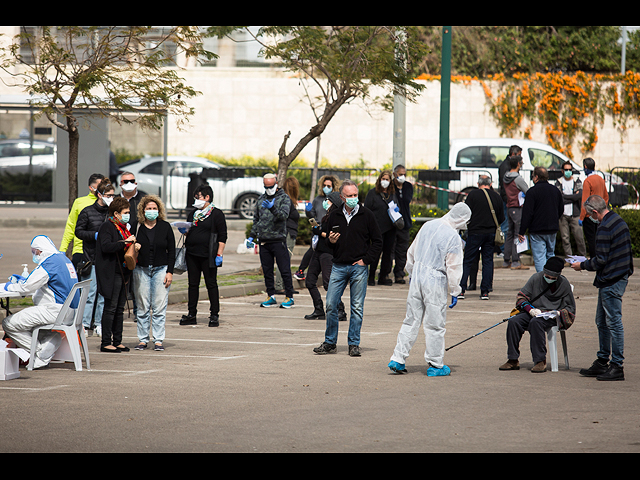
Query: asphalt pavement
1 205 639 453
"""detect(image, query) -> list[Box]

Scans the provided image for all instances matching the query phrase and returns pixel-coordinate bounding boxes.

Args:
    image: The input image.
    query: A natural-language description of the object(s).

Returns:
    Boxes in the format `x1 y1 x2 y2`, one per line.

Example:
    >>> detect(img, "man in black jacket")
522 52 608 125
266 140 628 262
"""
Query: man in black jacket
313 180 382 357
519 166 564 273
460 175 505 300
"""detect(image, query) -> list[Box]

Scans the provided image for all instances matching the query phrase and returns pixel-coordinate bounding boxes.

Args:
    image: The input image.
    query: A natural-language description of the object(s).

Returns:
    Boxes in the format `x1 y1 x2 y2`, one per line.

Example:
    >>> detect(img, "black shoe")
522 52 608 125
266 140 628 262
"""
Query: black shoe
597 363 625 381
208 315 219 327
394 278 406 284
100 346 120 353
338 310 347 322
349 345 361 357
579 358 609 377
368 279 375 286
313 342 337 355
467 283 477 291
480 291 489 300
378 278 393 286
304 309 325 320
180 314 197 326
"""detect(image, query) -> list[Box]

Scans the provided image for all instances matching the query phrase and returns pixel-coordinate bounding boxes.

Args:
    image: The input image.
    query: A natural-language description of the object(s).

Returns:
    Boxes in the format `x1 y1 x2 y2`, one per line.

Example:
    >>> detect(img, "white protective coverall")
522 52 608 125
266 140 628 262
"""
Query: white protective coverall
1 235 78 368
390 202 471 369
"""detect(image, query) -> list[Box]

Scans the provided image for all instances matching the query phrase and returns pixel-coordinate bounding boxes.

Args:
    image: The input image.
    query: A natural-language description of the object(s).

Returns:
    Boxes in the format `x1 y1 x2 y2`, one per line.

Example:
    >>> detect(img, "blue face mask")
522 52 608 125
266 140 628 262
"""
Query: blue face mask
32 253 40 264
544 275 557 284
589 215 599 224
323 186 332 195
120 213 130 225
345 197 359 209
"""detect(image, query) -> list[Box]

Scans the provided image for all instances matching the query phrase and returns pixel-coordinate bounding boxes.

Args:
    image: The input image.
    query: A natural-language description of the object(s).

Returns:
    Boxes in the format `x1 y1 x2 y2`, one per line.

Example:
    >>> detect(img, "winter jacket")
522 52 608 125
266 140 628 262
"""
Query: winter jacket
75 200 110 261
250 188 291 244
519 180 564 236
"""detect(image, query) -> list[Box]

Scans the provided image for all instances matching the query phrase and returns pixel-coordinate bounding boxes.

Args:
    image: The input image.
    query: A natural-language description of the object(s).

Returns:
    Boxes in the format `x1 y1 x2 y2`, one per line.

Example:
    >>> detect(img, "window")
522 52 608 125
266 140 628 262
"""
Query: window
456 147 485 167
529 148 563 170
489 147 510 167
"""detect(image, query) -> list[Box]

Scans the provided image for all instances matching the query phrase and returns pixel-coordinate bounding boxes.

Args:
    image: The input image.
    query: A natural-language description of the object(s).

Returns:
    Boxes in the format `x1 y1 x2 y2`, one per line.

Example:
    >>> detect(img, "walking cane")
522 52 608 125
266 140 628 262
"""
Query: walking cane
445 317 510 351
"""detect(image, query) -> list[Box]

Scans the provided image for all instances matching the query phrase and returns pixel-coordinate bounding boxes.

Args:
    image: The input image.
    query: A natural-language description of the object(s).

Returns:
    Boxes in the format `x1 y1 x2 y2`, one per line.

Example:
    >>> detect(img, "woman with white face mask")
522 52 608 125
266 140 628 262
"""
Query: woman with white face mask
74 178 114 335
364 170 399 286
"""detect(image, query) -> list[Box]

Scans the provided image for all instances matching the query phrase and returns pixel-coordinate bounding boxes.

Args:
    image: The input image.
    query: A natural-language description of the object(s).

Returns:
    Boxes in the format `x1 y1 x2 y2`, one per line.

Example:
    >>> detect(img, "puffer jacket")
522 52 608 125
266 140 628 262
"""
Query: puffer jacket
250 188 291 243
75 200 110 261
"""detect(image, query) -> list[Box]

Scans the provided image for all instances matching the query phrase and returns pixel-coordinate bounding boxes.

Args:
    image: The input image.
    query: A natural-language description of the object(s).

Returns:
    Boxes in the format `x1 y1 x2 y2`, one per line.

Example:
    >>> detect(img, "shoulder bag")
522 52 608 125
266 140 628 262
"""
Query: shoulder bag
482 188 504 246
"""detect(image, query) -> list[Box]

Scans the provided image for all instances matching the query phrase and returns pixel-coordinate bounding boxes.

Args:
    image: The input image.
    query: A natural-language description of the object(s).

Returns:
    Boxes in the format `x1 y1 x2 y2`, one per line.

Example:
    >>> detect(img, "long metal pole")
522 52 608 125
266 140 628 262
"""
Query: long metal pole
438 26 452 211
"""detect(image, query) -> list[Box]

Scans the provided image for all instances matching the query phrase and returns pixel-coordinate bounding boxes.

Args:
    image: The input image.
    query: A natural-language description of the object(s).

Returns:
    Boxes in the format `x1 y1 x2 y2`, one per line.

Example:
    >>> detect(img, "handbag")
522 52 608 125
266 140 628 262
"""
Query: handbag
482 188 504 246
124 242 138 270
174 234 188 275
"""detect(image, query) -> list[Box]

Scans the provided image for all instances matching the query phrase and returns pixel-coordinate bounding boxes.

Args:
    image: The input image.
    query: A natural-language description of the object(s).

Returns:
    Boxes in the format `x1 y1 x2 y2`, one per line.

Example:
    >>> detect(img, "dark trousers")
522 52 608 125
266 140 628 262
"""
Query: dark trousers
461 233 495 293
582 218 597 258
186 253 219 317
260 241 294 297
101 271 128 348
392 227 411 280
369 228 397 282
298 246 313 272
506 311 557 363
306 251 334 305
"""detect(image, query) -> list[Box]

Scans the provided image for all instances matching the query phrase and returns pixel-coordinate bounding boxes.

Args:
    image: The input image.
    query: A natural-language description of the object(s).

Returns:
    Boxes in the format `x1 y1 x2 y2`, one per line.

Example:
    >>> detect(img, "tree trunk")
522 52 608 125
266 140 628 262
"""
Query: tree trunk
309 136 321 201
67 116 80 211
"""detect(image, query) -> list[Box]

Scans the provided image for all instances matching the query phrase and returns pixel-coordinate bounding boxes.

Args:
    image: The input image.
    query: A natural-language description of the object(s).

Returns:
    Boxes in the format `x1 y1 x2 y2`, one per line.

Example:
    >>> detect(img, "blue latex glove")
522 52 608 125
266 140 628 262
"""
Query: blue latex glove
394 206 400 212
178 227 187 234
215 255 223 267
448 296 457 309
305 202 313 211
245 237 255 248
578 219 583 226
8 274 26 284
262 198 275 209
94 232 98 240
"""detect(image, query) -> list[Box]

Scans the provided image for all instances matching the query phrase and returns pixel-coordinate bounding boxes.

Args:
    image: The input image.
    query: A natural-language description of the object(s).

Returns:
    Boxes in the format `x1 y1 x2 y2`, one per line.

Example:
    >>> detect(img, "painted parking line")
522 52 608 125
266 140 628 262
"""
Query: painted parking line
0 384 69 391
121 336 316 347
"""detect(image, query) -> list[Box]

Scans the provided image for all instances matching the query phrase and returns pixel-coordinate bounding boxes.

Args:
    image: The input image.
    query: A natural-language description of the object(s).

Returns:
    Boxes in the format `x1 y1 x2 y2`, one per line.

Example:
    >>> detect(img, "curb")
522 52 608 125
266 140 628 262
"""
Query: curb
167 282 266 305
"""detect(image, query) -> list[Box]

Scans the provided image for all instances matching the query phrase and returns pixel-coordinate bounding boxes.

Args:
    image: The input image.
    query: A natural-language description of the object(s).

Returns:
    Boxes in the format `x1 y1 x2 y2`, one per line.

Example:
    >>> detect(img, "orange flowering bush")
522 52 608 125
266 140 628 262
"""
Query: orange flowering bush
416 71 640 160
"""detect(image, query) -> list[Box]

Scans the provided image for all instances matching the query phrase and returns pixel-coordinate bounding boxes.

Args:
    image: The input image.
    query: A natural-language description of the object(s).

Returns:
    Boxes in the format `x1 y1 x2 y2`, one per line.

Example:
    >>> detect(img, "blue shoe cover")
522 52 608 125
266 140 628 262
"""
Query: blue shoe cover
388 360 407 374
427 365 451 377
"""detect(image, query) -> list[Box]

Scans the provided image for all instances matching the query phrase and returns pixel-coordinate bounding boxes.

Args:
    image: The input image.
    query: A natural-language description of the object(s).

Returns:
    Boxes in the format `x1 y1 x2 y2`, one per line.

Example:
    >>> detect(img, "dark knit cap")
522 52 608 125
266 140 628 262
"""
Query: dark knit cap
543 256 565 277
327 191 343 208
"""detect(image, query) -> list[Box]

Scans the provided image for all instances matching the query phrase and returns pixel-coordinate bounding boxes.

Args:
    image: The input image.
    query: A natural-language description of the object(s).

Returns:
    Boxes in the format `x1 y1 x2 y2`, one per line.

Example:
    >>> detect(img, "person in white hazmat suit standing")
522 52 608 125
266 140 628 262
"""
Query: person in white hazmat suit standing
1 235 78 369
388 202 471 377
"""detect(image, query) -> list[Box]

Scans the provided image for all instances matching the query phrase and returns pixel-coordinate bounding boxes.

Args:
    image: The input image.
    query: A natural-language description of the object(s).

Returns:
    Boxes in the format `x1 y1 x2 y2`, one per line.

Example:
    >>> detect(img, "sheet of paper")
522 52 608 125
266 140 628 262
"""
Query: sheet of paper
536 311 559 320
566 255 587 264
515 235 528 253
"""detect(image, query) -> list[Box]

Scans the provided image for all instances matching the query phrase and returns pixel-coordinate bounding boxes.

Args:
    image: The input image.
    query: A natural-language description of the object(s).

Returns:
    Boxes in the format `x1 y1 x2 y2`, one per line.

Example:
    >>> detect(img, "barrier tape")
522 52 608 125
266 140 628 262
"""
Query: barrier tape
415 181 468 196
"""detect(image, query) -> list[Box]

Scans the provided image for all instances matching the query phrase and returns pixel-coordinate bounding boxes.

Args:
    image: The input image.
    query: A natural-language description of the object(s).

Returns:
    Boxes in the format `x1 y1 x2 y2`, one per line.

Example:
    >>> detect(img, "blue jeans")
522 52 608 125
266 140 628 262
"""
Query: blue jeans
595 275 627 366
324 263 368 346
133 265 170 344
530 233 556 272
82 265 104 329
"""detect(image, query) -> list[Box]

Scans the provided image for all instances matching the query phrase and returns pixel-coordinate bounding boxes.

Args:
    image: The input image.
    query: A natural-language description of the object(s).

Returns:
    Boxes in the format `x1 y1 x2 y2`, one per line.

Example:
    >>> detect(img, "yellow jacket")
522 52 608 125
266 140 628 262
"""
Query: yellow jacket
59 193 98 255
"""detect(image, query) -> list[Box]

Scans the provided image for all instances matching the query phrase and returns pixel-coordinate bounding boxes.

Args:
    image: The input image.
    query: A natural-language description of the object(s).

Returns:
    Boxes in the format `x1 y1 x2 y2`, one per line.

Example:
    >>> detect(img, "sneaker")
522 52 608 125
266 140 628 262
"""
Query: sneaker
480 291 489 300
135 343 147 351
511 264 530 270
95 325 102 337
579 358 609 377
293 269 306 281
313 342 337 355
260 296 278 308
501 262 511 268
279 297 294 308
388 360 407 374
348 345 361 357
154 343 164 351
458 291 465 299
597 363 625 381
427 364 451 377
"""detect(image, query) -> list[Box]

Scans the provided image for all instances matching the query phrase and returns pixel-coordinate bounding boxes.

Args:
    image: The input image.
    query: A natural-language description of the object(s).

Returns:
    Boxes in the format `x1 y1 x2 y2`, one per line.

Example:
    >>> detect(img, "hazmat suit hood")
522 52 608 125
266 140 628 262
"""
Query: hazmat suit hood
441 202 471 231
31 235 59 264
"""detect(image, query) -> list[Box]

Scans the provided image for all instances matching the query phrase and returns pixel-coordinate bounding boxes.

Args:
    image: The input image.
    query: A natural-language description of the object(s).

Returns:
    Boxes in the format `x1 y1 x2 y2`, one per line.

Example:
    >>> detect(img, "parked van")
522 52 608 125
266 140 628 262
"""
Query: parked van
446 138 628 206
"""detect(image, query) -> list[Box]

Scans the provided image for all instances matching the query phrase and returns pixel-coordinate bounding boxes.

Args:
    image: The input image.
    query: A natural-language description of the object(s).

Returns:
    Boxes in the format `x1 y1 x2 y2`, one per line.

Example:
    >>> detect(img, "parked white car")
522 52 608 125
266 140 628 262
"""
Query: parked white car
446 138 628 206
0 139 56 175
116 155 266 219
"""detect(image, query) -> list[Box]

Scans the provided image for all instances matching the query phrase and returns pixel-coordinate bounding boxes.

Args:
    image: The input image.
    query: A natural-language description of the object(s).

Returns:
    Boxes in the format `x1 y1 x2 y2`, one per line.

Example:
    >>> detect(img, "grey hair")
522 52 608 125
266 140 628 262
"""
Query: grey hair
477 175 492 186
339 179 358 194
584 195 607 213
393 164 405 173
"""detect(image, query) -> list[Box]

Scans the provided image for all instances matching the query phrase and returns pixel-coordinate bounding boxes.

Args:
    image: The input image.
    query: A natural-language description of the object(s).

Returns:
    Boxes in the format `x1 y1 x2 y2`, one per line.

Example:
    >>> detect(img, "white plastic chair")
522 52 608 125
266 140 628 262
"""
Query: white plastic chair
547 326 569 372
27 279 92 371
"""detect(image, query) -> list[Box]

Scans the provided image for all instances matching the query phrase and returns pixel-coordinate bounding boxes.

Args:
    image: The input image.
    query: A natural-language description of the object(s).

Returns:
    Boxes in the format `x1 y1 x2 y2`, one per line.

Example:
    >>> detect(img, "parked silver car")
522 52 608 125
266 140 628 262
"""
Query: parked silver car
116 155 265 219
0 139 56 175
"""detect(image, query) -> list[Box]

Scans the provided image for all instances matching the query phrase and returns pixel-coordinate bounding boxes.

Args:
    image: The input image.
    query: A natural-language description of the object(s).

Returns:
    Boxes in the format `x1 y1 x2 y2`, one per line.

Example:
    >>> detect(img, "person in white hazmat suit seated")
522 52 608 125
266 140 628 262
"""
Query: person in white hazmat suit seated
1 235 79 369
388 202 471 377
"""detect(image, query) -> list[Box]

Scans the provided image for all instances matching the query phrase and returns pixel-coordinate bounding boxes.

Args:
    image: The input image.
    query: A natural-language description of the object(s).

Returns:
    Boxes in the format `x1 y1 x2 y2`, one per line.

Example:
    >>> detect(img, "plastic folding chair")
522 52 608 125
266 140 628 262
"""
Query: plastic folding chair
27 279 92 371
547 326 569 372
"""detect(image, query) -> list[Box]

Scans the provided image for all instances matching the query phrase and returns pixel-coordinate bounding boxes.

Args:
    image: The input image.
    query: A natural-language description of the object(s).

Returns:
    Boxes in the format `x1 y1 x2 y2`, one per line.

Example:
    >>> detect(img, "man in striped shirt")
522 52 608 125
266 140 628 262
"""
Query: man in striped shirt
571 195 633 381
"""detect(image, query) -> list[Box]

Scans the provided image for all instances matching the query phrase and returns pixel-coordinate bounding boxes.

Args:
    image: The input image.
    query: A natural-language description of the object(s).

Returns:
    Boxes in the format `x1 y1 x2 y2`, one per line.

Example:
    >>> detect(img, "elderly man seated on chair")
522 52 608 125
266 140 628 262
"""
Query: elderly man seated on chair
499 256 575 373
1 235 78 369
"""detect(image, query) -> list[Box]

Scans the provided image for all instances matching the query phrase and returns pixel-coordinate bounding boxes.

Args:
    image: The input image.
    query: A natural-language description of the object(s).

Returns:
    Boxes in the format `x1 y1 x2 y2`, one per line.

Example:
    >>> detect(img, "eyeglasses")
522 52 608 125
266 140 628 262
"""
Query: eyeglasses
102 193 114 198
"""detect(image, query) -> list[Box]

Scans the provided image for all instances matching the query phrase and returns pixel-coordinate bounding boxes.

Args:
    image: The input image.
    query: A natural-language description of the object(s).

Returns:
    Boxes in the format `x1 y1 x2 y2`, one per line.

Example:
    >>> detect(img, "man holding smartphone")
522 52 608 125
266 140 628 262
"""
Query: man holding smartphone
313 180 383 357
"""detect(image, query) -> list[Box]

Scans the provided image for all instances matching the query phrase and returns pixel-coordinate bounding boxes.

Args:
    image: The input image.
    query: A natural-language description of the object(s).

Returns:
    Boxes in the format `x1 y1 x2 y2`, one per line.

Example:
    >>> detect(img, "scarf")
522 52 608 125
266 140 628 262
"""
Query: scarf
193 204 214 226
109 216 132 251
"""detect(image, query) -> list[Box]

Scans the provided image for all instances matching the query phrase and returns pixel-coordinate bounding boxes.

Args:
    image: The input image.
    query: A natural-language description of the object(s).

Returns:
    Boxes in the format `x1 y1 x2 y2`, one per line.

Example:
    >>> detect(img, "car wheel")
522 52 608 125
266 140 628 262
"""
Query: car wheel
237 193 259 220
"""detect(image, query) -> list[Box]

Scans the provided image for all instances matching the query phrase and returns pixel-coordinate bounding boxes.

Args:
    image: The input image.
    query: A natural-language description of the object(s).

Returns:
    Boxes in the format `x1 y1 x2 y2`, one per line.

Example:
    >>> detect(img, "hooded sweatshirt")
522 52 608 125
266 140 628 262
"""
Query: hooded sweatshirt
503 171 529 208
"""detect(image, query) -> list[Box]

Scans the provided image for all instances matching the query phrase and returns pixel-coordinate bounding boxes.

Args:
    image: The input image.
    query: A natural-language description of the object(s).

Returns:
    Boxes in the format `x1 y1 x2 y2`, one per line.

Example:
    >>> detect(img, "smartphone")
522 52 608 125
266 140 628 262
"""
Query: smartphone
309 218 318 227
331 225 340 234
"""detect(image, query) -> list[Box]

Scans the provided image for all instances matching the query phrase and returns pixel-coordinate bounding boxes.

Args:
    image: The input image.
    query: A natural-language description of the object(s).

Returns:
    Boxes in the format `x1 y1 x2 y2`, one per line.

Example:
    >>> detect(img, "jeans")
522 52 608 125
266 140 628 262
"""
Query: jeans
460 233 495 293
595 275 627 366
134 265 169 344
81 264 104 330
324 263 368 346
530 233 556 272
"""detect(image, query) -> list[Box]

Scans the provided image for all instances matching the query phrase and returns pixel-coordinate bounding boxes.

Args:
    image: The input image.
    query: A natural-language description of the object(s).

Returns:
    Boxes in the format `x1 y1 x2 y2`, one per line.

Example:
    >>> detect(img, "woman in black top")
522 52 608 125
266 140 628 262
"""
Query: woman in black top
179 184 228 327
95 196 137 352
133 195 176 351
364 170 398 286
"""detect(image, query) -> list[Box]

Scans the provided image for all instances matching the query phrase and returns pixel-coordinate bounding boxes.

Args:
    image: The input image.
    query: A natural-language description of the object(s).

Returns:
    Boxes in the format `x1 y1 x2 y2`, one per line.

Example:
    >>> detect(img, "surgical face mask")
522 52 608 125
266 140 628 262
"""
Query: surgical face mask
396 175 406 184
145 210 159 221
32 253 40 264
119 213 130 225
563 170 573 179
589 214 600 224
102 195 113 206
345 197 359 209
265 184 277 196
323 186 332 195
121 181 137 192
193 199 206 209
544 275 558 284
380 179 390 189
322 200 330 211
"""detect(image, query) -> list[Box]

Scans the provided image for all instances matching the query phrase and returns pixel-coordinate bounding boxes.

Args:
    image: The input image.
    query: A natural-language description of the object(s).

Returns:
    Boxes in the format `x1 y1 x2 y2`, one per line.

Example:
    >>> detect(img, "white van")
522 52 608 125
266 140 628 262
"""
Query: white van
446 138 628 206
